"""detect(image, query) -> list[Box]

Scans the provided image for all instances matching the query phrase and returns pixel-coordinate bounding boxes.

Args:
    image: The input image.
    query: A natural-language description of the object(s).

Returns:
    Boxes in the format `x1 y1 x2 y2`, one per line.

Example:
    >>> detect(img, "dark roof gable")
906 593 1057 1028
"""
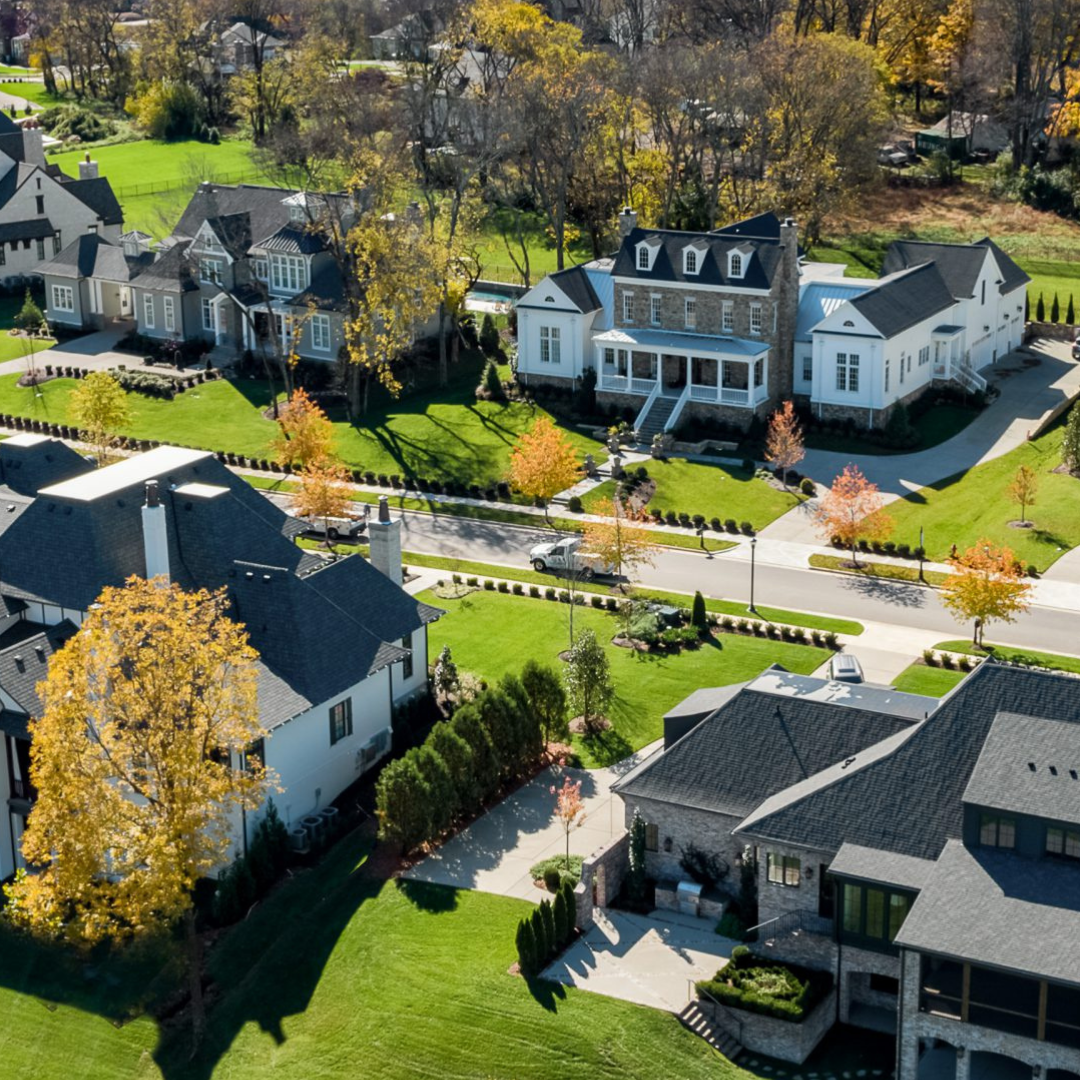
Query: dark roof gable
848 263 956 337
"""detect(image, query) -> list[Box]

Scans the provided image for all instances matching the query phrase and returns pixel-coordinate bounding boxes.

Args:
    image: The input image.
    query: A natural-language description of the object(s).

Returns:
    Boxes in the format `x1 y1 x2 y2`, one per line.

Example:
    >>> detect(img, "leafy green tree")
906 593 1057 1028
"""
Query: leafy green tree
499 673 543 762
480 313 500 355
428 722 475 812
14 290 44 333
539 898 557 961
1037 293 1045 321
553 886 571 947
433 644 459 700
627 808 648 907
521 659 569 745
1063 402 1080 474
375 754 432 853
476 687 528 778
70 371 131 466
564 629 614 732
415 745 456 835
516 916 538 976
451 703 502 801
691 591 708 634
1052 293 1061 323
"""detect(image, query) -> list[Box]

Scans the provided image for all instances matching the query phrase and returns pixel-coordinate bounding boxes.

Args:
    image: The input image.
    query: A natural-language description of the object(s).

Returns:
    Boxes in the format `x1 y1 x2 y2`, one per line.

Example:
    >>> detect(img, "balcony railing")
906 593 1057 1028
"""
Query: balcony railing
631 377 657 395
599 372 628 392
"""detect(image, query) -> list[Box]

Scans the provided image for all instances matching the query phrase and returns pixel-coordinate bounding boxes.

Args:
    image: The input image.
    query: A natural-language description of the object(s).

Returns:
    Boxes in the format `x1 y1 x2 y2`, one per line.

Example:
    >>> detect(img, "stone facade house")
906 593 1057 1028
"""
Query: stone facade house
612 662 1080 1080
516 212 1029 432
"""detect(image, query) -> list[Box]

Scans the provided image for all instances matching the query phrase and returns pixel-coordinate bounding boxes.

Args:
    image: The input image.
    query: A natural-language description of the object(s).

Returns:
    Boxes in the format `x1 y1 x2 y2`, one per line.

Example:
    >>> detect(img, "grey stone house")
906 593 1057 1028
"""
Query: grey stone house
613 662 1080 1080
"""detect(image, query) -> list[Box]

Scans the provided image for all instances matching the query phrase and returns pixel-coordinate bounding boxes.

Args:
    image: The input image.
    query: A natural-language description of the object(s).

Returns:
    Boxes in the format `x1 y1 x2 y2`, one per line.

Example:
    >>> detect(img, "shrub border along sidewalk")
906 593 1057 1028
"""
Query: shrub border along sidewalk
809 554 949 587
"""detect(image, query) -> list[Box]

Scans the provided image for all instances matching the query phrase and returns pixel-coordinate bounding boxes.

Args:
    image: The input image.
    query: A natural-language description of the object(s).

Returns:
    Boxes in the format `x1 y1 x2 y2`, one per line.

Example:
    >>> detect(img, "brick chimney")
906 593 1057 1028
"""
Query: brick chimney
141 480 170 583
618 206 638 239
368 495 402 586
772 216 800 403
78 152 99 180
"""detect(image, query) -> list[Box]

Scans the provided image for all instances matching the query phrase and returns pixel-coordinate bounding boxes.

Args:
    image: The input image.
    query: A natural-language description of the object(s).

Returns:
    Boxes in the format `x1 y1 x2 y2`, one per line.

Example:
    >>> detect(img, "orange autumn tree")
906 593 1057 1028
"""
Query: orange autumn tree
941 540 1033 648
507 416 580 524
292 460 355 548
271 387 335 470
1007 463 1039 526
764 400 805 492
815 463 893 566
582 496 657 584
551 775 585 871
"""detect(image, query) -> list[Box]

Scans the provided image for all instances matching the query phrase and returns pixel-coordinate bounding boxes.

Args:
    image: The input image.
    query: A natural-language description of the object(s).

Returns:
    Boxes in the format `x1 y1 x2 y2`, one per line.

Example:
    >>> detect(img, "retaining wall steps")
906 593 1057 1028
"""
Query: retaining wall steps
677 1000 744 1062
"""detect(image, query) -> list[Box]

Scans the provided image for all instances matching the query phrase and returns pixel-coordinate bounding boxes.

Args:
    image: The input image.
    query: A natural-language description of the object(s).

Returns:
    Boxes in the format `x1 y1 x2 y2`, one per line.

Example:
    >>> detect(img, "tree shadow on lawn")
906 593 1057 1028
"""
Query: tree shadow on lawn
395 877 460 913
580 725 633 768
526 976 568 1013
361 415 499 485
227 376 276 411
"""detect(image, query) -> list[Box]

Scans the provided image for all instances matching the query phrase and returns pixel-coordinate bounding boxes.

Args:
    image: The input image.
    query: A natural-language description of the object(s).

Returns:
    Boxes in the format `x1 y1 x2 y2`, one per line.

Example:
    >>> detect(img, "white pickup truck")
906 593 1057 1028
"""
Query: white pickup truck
528 536 613 579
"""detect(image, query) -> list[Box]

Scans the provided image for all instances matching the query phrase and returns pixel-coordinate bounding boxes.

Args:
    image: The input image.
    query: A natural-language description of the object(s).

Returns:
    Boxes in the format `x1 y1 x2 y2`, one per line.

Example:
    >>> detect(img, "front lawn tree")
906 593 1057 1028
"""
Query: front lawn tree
3 577 267 1045
291 460 354 549
582 497 658 584
551 776 586 870
815 463 893 566
563 628 613 733
1007 463 1039 526
940 540 1033 647
507 416 580 524
521 658 569 745
271 388 335 470
764 400 805 491
69 370 130 465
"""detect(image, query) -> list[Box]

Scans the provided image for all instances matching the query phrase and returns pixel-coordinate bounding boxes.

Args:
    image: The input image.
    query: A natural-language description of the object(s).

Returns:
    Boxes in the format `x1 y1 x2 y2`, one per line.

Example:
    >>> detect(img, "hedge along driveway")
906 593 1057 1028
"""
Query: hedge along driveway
0 372 604 488
420 588 830 768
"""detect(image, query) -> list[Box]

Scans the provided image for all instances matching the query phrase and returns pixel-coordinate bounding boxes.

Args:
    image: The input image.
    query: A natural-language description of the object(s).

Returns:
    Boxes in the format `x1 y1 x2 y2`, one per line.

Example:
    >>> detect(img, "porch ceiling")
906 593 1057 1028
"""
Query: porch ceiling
594 327 769 359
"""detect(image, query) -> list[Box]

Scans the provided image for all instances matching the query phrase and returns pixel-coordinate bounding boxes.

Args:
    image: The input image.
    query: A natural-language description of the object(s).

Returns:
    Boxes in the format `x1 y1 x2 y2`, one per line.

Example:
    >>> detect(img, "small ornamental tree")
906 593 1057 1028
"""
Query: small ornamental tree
1069 295 1076 326
691 590 708 634
1062 402 1080 474
291 460 353 548
551 775 586 870
1007 463 1039 525
815 463 893 566
1052 293 1061 323
1036 293 1045 322
70 370 130 465
627 808 648 907
582 497 658 583
507 416 580 523
374 754 433 853
764 400 805 490
521 658 569 745
13 289 44 333
940 540 1033 647
433 644 459 700
271 387 334 470
564 628 614 731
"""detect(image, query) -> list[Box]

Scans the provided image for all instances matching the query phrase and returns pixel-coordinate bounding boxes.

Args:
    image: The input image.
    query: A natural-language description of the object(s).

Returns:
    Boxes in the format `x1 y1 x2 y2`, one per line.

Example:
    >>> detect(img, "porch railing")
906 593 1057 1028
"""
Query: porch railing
631 377 657 395
720 388 750 406
744 909 833 943
633 380 661 432
665 383 691 432
599 370 628 393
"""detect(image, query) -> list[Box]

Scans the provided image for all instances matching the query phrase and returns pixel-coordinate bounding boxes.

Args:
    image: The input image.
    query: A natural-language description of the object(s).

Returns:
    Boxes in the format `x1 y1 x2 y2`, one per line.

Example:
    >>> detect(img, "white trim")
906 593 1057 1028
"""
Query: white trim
50 284 73 313
163 295 176 334
310 312 331 352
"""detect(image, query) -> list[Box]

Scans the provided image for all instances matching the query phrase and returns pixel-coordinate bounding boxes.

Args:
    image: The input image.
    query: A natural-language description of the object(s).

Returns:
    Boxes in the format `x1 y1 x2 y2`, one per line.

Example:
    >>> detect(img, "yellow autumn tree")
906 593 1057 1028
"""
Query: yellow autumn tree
815 463 893 566
292 460 355 548
582 497 657 584
507 416 580 524
940 540 1033 647
69 370 130 466
4 577 268 1041
271 387 335 470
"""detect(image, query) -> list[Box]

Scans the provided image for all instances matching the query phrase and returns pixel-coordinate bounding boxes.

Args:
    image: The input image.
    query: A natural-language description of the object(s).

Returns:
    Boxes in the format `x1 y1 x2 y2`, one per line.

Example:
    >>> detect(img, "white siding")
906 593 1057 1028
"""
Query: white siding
390 624 428 704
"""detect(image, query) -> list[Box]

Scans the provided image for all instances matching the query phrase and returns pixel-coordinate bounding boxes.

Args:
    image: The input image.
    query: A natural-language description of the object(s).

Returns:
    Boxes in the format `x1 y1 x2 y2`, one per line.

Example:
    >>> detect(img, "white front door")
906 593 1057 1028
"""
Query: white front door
119 286 133 318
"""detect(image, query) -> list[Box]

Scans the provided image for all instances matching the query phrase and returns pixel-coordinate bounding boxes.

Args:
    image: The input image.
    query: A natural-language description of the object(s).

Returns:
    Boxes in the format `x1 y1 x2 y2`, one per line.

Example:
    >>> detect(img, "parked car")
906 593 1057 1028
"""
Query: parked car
830 653 864 684
287 508 367 543
1072 327 1080 360
528 536 614 579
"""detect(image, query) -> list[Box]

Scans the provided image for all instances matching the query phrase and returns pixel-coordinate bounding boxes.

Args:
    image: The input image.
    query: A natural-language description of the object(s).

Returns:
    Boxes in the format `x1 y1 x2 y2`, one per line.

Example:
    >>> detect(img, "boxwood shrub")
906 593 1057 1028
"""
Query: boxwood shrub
696 947 833 1024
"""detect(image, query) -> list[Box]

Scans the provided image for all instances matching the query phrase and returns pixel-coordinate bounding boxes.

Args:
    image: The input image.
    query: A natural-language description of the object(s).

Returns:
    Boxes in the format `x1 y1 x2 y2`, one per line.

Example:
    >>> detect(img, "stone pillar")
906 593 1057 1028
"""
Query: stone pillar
368 495 403 586
898 950 923 1080
956 1047 970 1080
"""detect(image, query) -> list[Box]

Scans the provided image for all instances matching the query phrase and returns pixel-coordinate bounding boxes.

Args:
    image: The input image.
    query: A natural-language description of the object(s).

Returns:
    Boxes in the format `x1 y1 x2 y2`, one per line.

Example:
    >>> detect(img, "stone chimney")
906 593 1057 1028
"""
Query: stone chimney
141 480 170 583
78 152 99 180
21 121 43 167
618 206 638 239
773 216 800 404
368 495 402 587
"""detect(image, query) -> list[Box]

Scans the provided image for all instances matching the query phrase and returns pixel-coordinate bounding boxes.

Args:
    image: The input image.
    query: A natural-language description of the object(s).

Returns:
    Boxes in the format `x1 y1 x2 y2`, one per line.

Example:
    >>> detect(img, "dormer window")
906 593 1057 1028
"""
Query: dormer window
729 252 743 278
685 249 697 275
289 203 305 224
637 246 650 270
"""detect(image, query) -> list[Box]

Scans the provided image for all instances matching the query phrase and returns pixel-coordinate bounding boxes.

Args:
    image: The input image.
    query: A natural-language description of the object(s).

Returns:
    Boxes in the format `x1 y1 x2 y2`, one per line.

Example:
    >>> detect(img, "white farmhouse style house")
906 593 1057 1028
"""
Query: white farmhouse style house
516 211 1029 432
0 439 440 882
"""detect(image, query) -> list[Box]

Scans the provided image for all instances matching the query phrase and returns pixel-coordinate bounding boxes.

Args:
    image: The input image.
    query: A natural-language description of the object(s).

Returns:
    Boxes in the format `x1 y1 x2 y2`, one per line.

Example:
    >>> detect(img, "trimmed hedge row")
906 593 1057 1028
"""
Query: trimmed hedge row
697 946 833 1024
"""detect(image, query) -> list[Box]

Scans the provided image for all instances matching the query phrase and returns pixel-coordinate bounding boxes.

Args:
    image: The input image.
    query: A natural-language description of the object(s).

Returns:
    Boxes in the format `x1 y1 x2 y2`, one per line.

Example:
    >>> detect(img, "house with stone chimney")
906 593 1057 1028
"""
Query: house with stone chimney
0 438 440 883
516 210 1028 433
608 662 1080 1079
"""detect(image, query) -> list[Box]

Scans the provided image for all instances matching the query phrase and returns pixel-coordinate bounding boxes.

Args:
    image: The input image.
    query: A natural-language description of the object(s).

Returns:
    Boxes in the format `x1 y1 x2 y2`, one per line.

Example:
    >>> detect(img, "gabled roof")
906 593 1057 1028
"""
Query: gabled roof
547 265 601 313
847 263 955 338
63 176 123 226
37 233 145 282
205 211 252 258
611 226 783 291
0 434 92 496
132 242 199 293
712 212 783 241
290 259 347 313
796 280 874 340
880 240 988 300
0 619 76 720
734 664 1080 861
973 237 1031 294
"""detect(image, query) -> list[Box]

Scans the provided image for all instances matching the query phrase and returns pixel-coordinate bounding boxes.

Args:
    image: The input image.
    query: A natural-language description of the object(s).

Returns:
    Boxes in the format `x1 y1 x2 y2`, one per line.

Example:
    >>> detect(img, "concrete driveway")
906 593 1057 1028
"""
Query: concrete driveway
402 752 648 901
542 907 734 1012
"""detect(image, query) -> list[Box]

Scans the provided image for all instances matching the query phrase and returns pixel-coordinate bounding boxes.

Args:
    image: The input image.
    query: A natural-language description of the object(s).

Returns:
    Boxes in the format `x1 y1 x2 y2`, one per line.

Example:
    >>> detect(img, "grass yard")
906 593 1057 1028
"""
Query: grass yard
891 662 967 696
0 826 743 1080
935 639 1080 675
476 206 595 285
804 402 982 456
809 553 949 586
584 458 803 532
0 80 64 107
886 419 1080 570
419 587 830 767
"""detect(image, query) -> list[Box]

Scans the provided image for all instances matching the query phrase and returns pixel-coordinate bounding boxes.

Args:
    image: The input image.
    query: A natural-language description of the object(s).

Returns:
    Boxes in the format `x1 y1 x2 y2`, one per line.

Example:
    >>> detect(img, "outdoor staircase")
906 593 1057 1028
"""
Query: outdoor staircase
952 363 987 394
677 1001 744 1062
635 395 678 442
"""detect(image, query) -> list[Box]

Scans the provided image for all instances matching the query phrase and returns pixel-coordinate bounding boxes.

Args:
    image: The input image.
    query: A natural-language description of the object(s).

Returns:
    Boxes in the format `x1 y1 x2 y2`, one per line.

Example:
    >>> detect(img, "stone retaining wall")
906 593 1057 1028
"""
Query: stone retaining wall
700 989 837 1064
574 830 629 930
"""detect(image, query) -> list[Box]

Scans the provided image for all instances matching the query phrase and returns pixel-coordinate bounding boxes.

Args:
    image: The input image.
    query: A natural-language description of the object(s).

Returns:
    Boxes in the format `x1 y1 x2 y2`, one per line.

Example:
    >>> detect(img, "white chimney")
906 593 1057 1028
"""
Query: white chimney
79 152 99 181
141 480 170 583
21 123 44 168
368 495 402 586
618 206 638 238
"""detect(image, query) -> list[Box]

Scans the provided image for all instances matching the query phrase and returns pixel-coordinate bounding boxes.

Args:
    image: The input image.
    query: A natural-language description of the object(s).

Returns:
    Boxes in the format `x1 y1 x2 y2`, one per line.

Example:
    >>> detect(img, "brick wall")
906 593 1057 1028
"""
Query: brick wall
700 987 837 1064
755 840 835 923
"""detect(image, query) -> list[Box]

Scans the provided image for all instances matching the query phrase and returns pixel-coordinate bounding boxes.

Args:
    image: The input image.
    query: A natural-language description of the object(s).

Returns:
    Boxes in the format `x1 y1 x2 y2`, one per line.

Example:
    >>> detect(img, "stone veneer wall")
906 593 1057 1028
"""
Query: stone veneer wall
700 989 837 1064
753 840 836 924
574 830 629 931
813 382 929 430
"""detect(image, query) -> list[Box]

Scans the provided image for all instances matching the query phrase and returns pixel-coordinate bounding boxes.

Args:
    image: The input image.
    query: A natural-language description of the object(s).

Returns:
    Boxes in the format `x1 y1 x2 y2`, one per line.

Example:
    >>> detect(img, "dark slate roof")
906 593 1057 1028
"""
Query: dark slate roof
0 217 55 243
63 176 123 226
290 259 346 313
37 233 139 282
828 842 936 891
613 671 917 818
974 237 1031 294
547 265 601 313
848 263 955 338
880 240 987 300
963 711 1080 824
894 840 1080 984
0 708 29 740
134 242 199 293
0 619 77 719
735 664 1080 861
0 131 27 164
0 434 92 496
712 212 782 241
611 226 783 291
206 211 253 258
254 223 328 255
0 111 21 136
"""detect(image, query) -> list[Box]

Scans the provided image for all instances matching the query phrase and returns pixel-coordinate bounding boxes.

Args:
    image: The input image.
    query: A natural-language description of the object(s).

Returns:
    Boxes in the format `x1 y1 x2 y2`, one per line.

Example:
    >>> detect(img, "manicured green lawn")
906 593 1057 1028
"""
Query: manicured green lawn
0 359 604 487
809 553 949 586
891 663 967 696
805 403 982 457
0 332 53 365
886 420 1080 570
420 588 830 767
584 458 802 532
0 80 64 107
935 639 1080 674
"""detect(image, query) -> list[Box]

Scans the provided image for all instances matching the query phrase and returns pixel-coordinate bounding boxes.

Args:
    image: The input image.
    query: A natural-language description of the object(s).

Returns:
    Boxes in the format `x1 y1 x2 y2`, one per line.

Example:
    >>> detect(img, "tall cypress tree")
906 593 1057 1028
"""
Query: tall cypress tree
539 898 557 963
1068 295 1076 326
530 907 549 968
561 879 577 939
553 886 571 948
1037 293 1046 322
516 917 536 976
1051 293 1060 323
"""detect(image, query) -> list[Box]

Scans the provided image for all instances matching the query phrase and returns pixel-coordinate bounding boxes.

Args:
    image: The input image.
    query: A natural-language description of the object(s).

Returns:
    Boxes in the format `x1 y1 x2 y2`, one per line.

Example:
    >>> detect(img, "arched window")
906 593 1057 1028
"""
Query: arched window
730 253 742 277
685 249 697 274
638 246 650 270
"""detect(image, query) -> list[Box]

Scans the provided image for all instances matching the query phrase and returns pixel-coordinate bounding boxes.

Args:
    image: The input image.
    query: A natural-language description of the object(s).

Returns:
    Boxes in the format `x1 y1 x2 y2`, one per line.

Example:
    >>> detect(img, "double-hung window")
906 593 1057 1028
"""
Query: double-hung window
53 232 61 256
329 699 353 745
51 284 73 312
35 238 44 261
539 325 560 364
749 303 762 335
311 313 331 352
836 353 860 392
401 633 413 680
622 292 634 324
980 813 1016 849
766 852 800 887
254 257 269 281
163 295 176 333
684 297 696 330
199 258 223 285
1047 827 1080 859
143 292 155 330
650 295 662 326
201 297 216 333
722 302 734 332
270 253 306 293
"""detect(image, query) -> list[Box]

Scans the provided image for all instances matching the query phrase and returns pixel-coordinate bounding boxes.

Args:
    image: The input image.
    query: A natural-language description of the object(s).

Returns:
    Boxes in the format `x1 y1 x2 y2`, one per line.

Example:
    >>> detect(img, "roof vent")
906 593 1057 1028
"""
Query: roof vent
842 756 856 769
245 571 254 580
5 504 13 513
1050 765 1058 776
13 654 21 662
262 574 271 582
1028 761 1036 771
1071 769 1078 780
33 645 44 658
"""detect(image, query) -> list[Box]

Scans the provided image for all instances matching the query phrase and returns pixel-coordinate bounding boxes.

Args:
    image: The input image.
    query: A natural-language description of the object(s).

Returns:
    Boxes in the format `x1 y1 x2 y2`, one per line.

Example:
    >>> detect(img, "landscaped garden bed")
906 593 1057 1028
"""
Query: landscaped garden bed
809 553 949 586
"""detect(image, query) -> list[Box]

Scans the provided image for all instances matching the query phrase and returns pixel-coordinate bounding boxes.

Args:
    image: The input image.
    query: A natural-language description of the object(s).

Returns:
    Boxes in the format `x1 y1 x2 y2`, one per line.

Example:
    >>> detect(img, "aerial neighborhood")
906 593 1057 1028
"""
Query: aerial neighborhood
0 2 1079 1080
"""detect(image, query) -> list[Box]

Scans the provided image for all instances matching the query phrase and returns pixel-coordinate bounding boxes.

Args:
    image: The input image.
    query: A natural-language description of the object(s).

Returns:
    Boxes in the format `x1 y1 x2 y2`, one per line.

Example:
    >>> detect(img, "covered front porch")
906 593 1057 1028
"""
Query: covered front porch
593 328 770 409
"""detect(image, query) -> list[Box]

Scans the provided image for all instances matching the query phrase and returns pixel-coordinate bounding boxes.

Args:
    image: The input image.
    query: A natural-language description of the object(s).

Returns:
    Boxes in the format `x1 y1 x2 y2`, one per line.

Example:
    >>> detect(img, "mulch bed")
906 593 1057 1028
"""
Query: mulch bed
568 714 611 734
16 373 57 389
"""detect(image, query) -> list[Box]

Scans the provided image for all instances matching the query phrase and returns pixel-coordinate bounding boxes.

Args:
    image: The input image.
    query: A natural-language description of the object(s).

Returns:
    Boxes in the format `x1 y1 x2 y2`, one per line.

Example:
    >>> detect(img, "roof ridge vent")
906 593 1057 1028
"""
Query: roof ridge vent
1049 765 1058 776
1028 761 1036 771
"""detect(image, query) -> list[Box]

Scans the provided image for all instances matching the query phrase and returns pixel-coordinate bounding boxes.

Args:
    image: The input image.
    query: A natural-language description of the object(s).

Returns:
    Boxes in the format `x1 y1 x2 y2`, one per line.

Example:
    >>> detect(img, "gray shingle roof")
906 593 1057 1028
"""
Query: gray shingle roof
133 242 198 292
894 840 1080 984
827 842 936 891
735 663 1080 861
290 259 346 313
0 619 77 719
712 212 783 241
880 240 987 300
0 217 55 243
974 237 1031 294
848 263 956 338
64 176 123 226
38 233 143 282
254 224 327 255
963 711 1080 824
547 265 601 313
0 434 92 496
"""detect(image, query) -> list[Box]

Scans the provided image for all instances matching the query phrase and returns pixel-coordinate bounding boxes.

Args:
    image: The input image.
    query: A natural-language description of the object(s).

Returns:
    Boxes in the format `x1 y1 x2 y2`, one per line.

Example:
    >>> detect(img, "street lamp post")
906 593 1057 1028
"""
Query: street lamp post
918 526 925 584
749 536 758 614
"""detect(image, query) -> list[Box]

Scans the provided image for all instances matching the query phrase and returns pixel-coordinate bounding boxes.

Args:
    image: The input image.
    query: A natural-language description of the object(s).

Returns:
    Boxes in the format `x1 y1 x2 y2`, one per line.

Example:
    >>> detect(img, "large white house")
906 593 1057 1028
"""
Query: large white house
516 212 1029 433
0 439 440 881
